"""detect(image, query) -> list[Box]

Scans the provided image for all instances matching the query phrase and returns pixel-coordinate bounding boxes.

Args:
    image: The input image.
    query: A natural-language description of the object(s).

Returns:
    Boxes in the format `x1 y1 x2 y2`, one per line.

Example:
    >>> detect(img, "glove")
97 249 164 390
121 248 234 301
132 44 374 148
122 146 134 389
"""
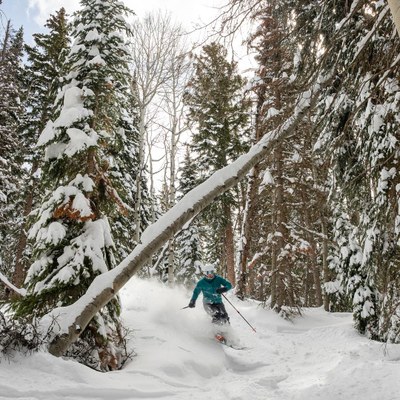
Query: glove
216 287 228 294
188 300 196 308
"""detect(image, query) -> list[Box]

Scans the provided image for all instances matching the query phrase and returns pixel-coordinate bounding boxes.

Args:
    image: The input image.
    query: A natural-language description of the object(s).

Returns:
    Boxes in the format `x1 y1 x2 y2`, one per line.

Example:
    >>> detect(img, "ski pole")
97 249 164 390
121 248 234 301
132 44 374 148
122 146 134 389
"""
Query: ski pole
222 293 256 333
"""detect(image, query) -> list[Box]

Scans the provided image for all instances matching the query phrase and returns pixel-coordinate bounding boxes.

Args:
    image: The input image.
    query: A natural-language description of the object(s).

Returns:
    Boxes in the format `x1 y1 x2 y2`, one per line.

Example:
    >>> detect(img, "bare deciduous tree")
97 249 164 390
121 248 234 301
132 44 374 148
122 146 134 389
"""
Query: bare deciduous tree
159 53 193 285
130 11 186 242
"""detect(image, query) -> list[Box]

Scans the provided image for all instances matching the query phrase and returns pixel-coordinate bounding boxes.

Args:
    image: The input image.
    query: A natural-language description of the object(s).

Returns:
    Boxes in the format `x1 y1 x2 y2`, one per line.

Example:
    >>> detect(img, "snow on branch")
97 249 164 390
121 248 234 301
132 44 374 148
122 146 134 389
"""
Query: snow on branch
0 272 26 297
352 5 390 64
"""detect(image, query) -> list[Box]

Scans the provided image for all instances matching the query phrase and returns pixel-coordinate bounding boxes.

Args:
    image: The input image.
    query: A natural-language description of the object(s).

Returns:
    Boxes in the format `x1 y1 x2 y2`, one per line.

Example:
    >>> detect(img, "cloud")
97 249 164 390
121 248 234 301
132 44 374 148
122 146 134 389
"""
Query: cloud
27 0 222 27
28 0 80 25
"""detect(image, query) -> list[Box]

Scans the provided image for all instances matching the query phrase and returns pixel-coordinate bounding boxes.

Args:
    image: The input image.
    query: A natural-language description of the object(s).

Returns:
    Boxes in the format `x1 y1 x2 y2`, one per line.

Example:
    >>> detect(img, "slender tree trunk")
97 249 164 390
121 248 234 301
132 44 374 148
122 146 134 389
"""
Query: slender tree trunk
135 110 146 243
311 245 323 306
303 266 310 307
167 239 175 286
243 70 267 300
13 211 31 289
167 118 177 286
300 189 323 307
12 161 39 289
270 243 277 308
237 166 259 298
148 151 156 224
274 145 286 312
321 215 331 311
224 204 235 286
1 20 11 61
247 265 255 298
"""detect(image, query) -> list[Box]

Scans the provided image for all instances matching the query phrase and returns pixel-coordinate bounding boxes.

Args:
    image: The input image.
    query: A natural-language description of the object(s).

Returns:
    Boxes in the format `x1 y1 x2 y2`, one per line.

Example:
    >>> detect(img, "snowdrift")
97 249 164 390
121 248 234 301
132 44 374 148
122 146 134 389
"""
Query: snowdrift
1 277 399 400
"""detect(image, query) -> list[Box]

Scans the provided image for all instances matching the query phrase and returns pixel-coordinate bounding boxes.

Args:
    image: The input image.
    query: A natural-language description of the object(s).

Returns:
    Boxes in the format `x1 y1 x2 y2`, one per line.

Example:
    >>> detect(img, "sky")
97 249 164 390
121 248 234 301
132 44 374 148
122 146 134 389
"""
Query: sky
1 0 226 44
1 276 400 400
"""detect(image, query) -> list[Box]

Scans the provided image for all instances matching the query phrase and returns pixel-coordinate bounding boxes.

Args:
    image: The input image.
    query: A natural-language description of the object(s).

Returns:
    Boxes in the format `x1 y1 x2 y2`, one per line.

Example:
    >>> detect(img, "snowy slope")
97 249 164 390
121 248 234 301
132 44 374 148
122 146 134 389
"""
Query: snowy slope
1 277 400 400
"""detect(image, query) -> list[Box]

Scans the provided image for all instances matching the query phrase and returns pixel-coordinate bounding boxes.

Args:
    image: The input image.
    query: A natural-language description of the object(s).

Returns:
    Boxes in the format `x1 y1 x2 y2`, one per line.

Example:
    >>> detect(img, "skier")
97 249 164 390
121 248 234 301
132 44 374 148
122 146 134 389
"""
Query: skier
187 265 232 341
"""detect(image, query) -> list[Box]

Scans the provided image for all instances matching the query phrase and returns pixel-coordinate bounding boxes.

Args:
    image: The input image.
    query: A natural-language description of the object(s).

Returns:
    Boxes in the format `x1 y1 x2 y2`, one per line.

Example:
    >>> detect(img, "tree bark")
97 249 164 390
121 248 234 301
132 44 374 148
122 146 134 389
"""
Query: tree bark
13 145 42 289
300 189 323 307
134 109 146 243
311 245 323 307
0 20 11 61
321 215 331 311
224 204 235 286
167 109 178 286
46 84 320 357
274 145 286 312
12 188 34 289
270 238 277 308
237 166 259 298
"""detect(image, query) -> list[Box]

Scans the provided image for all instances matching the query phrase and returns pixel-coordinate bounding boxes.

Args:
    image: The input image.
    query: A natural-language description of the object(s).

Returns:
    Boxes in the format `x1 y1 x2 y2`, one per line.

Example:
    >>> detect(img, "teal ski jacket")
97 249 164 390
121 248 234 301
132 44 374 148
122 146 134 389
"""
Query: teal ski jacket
190 275 232 305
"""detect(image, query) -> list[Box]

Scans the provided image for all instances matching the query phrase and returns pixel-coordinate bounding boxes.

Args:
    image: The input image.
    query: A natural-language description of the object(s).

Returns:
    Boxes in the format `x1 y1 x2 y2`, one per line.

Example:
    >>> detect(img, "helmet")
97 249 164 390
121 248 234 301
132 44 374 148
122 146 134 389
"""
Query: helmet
201 264 216 275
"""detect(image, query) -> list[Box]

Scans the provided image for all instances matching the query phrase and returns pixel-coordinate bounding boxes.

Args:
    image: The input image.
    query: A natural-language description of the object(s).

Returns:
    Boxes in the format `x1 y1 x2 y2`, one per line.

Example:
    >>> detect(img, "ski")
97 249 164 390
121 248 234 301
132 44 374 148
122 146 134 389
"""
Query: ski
219 340 247 350
214 334 247 350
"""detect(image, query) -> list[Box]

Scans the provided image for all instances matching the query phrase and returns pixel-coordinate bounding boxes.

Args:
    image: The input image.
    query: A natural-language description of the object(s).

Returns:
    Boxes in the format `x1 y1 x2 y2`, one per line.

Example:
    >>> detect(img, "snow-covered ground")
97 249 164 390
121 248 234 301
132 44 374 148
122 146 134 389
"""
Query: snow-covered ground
1 277 399 400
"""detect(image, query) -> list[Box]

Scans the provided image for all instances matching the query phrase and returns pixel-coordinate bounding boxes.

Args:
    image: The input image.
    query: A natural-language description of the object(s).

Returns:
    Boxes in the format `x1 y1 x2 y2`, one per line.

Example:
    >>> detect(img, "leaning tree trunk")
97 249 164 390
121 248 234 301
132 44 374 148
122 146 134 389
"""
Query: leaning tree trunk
46 84 322 357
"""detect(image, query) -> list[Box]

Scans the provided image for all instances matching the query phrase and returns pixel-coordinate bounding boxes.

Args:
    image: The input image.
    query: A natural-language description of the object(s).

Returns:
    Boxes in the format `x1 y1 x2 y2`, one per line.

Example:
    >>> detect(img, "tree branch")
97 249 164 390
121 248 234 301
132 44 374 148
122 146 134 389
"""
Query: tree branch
0 271 26 297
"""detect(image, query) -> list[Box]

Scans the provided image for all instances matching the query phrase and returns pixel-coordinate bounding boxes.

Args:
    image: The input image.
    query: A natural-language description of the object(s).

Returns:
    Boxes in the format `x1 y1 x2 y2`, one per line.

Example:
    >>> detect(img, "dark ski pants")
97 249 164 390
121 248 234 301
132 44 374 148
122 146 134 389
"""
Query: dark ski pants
203 302 230 325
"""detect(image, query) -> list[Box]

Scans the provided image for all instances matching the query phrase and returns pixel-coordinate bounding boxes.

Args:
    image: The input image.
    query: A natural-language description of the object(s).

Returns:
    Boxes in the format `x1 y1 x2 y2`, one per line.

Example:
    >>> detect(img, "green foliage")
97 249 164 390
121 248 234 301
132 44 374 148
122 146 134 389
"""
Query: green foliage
185 42 250 175
314 0 400 339
12 0 140 370
184 42 250 268
243 0 328 311
174 148 203 286
0 24 26 275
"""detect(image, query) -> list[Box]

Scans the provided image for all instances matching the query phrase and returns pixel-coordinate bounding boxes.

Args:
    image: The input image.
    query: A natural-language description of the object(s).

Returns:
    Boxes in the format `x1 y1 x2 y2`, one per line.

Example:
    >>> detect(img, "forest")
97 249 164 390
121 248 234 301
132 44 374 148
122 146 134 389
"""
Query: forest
1 0 400 372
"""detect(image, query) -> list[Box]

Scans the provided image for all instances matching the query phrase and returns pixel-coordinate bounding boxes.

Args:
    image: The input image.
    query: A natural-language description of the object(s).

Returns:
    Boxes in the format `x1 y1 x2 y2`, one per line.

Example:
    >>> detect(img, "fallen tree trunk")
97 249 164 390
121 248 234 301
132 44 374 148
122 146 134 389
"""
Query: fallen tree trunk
46 84 321 357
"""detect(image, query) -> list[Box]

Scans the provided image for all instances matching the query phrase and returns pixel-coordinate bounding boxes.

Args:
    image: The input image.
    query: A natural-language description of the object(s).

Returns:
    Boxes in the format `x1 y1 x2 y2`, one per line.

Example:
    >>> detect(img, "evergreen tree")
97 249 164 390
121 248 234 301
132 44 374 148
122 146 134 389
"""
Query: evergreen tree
175 147 203 286
13 8 70 289
238 0 326 315
228 0 400 335
0 24 26 283
13 0 139 370
314 0 400 340
184 42 250 284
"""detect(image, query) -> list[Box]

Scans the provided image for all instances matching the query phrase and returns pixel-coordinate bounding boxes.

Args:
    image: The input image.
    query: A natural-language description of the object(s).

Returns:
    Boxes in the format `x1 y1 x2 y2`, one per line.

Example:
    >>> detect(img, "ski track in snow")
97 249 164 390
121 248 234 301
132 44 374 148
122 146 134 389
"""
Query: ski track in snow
1 277 400 400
